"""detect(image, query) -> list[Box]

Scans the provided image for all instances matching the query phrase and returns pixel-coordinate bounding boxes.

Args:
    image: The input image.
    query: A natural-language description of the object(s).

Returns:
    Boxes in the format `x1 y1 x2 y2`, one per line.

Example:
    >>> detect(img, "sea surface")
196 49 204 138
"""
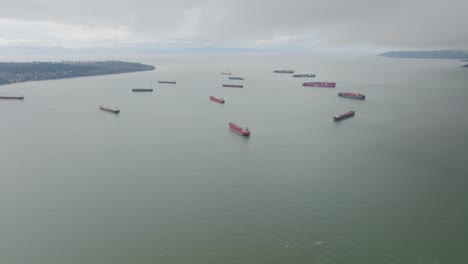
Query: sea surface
0 53 467 264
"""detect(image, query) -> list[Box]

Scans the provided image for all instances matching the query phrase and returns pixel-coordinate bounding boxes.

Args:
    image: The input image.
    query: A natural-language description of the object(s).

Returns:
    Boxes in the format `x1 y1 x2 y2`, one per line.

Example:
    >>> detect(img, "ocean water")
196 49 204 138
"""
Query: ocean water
0 53 467 264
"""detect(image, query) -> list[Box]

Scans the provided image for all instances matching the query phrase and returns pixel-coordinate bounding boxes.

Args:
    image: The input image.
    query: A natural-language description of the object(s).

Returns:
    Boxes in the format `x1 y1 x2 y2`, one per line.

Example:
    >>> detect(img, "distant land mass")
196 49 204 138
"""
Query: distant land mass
0 61 155 85
378 50 468 59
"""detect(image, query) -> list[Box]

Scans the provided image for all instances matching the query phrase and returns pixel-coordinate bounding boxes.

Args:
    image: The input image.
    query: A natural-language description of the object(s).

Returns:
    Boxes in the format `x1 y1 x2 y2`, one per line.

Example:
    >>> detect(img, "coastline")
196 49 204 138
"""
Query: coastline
0 68 155 87
0 61 155 87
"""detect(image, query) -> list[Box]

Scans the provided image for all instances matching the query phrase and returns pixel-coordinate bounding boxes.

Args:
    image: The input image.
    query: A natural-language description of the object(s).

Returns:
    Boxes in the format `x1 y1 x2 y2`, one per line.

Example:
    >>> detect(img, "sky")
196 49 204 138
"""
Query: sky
0 0 467 53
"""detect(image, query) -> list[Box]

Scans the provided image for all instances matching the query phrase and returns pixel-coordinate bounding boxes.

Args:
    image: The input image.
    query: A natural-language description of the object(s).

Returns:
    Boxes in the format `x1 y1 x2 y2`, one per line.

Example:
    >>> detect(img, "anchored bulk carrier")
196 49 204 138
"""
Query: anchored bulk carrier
0 95 24 100
229 122 250 136
293 74 316 78
99 105 120 114
273 70 294 74
223 84 243 88
209 96 225 104
132 88 153 92
303 82 336 88
334 110 355 121
338 92 365 100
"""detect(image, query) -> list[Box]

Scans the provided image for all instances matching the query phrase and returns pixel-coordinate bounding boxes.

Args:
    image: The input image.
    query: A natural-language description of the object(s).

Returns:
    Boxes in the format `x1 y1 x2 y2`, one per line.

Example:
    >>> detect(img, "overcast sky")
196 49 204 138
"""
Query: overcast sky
0 0 467 52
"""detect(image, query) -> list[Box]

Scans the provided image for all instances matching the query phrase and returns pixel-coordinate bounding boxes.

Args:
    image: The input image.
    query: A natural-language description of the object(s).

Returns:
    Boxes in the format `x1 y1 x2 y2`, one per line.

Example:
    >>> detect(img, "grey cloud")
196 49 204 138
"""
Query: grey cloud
0 0 467 49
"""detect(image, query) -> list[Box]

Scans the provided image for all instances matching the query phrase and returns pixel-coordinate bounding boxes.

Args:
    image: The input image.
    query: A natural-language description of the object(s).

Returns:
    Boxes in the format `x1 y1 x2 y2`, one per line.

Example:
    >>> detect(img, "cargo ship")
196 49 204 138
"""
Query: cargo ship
338 92 365 100
221 72 232 75
0 95 24 100
293 74 316 78
132 88 153 92
223 84 243 88
99 105 120 114
229 122 250 136
210 96 225 104
334 110 355 121
158 81 176 84
273 70 294 74
229 77 244 80
303 82 336 88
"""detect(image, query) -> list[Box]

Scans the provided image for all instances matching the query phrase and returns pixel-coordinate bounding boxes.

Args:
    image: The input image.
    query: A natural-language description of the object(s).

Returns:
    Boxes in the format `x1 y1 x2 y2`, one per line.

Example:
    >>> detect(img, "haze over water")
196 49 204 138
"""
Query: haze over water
1 53 467 264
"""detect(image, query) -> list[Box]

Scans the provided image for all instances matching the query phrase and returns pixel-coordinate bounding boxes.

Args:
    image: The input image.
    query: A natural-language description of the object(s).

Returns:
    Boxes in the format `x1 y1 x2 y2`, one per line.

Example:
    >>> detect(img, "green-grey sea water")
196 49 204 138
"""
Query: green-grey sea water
1 53 467 263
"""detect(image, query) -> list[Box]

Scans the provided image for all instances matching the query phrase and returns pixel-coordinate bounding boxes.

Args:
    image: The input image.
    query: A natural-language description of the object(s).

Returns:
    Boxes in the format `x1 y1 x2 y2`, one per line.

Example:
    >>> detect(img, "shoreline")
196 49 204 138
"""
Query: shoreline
0 61 155 87
0 68 155 88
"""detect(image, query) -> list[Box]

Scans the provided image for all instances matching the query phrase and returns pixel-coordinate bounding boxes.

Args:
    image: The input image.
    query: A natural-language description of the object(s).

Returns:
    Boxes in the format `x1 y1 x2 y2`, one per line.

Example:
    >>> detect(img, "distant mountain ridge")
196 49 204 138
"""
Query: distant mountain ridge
379 50 468 59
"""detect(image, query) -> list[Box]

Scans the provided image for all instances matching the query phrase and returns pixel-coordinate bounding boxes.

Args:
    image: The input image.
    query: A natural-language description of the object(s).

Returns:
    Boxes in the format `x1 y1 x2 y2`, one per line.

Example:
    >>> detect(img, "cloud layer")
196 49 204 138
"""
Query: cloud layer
0 0 467 51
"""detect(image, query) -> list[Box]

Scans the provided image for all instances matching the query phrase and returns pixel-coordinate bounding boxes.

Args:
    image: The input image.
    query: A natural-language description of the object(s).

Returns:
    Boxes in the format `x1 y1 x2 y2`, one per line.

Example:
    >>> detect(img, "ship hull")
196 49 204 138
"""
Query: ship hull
100 106 120 114
334 111 355 121
0 96 24 100
158 81 176 84
303 82 336 88
132 89 153 92
228 77 244 80
222 84 243 88
338 92 365 100
210 96 225 104
293 74 316 78
229 123 250 136
273 70 294 74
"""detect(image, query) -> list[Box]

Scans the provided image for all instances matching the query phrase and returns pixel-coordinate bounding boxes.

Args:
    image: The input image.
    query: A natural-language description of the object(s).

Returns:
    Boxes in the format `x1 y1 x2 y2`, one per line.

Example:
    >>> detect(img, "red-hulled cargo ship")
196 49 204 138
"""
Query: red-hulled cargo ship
0 95 24 100
210 96 225 104
100 105 120 114
223 84 243 88
303 82 336 88
229 122 250 136
338 92 365 100
334 110 355 121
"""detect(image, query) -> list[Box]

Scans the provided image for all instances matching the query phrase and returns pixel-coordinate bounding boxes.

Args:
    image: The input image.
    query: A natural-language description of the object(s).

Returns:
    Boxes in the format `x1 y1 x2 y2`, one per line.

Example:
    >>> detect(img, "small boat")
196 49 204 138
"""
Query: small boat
158 81 176 84
221 72 232 75
303 82 336 88
334 110 355 121
273 70 294 74
338 92 365 100
100 105 120 114
293 74 316 78
222 84 243 88
229 77 244 80
210 96 225 104
0 95 24 100
132 88 153 92
229 122 250 136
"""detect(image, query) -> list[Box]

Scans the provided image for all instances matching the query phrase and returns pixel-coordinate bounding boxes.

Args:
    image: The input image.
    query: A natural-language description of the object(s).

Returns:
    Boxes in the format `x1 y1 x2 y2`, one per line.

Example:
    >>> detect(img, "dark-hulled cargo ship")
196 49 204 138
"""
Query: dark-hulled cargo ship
132 88 153 92
334 110 355 121
223 84 243 88
303 82 336 88
158 81 176 84
0 95 24 100
273 70 294 74
338 92 365 100
100 105 120 114
293 74 316 78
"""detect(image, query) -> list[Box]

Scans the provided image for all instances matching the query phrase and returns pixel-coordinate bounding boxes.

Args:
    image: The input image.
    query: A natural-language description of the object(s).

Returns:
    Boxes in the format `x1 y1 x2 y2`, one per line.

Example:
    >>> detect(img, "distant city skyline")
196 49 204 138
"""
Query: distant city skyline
0 0 467 53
